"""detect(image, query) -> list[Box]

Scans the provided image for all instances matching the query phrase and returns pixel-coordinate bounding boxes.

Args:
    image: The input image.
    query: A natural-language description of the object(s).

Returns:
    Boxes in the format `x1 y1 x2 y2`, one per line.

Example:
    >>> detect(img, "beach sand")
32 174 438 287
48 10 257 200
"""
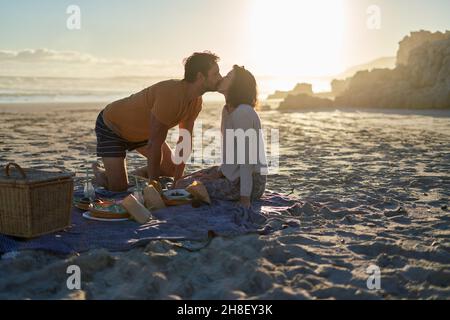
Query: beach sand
0 102 449 299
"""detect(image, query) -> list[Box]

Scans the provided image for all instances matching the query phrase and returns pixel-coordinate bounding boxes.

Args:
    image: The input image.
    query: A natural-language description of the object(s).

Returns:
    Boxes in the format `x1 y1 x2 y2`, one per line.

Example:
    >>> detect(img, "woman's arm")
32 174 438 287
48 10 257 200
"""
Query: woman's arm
232 107 257 208
239 165 253 208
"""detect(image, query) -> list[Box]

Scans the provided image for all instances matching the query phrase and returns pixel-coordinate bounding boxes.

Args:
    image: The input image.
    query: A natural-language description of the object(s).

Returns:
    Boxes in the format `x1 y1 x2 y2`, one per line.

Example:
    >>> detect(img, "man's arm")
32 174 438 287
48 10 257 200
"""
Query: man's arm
173 117 196 182
147 112 169 181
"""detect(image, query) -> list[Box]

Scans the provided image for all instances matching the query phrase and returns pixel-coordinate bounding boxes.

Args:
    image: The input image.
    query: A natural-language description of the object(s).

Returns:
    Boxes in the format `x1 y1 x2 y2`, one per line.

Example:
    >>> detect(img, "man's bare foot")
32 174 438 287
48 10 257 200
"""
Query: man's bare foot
92 162 109 188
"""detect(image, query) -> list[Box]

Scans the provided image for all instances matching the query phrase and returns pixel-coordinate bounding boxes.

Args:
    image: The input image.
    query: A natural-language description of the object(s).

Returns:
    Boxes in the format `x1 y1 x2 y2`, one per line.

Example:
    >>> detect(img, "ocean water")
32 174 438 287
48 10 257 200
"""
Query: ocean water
0 75 331 103
0 76 163 103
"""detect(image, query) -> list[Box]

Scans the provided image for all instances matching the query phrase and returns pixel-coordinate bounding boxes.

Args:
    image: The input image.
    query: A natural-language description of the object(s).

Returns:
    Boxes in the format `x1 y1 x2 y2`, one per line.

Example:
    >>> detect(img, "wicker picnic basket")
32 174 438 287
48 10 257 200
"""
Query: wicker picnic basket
0 163 74 238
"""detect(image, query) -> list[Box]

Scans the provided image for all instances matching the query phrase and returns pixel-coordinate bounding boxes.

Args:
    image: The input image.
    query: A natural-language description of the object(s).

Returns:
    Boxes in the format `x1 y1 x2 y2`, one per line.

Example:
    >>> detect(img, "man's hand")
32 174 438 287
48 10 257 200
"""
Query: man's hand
175 117 196 182
173 164 186 183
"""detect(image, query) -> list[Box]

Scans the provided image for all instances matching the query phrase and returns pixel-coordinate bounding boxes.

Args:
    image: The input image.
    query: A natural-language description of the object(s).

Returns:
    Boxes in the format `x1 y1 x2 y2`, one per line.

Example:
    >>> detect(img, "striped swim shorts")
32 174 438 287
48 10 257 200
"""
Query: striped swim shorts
95 110 148 158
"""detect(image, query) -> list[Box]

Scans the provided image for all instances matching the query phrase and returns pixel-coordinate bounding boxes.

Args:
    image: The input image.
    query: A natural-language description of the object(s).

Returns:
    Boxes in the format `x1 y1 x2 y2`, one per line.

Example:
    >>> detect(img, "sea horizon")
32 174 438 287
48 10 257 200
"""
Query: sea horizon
0 74 334 104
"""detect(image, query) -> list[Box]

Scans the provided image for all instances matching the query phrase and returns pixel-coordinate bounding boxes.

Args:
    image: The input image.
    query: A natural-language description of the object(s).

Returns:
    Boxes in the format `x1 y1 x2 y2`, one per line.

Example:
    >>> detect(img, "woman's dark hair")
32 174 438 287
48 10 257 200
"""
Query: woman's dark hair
227 65 258 109
183 51 220 83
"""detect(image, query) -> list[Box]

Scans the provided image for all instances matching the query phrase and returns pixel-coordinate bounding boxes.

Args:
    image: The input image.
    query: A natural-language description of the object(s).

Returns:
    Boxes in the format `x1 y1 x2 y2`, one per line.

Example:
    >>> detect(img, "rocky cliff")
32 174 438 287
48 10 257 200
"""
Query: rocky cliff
335 31 450 109
268 83 313 100
397 30 450 66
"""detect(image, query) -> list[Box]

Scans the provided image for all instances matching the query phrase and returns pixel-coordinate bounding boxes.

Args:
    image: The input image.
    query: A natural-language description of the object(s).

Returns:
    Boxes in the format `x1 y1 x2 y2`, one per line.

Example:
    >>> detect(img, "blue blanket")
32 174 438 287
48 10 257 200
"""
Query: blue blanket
0 188 301 255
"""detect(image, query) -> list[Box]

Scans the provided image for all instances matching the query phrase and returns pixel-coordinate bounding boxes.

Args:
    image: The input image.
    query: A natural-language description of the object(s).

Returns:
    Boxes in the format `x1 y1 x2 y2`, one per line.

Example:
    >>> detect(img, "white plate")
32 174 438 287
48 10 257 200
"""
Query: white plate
163 189 191 200
82 212 129 222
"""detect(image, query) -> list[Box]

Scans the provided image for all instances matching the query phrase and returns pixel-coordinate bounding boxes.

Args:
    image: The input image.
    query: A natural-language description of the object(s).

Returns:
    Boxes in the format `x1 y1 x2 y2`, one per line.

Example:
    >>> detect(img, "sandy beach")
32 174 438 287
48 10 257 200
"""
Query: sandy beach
0 102 449 299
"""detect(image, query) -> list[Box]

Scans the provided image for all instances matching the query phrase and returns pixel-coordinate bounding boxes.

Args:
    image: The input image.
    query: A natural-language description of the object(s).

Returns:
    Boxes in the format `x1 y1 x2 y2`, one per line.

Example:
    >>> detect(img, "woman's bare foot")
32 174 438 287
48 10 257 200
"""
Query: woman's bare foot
92 162 109 188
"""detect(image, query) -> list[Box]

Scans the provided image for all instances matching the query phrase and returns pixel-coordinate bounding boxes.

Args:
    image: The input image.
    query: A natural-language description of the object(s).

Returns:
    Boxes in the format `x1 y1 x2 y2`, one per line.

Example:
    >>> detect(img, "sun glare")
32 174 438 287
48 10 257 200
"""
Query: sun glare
249 0 345 78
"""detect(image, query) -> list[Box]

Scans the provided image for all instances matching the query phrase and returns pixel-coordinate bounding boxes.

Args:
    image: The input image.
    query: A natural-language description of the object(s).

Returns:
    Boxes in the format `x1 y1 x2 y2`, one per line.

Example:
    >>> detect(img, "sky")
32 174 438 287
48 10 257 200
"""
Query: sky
0 0 449 87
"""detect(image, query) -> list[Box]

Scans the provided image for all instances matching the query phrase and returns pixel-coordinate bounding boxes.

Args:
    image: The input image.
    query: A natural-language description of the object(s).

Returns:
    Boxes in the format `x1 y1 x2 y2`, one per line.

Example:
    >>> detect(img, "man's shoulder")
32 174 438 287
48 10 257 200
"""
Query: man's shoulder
150 79 186 101
151 79 183 91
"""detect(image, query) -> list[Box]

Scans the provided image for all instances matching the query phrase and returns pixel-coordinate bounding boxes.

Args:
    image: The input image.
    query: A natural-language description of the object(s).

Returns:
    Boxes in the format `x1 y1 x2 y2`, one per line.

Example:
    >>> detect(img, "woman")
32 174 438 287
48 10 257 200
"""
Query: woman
175 65 267 208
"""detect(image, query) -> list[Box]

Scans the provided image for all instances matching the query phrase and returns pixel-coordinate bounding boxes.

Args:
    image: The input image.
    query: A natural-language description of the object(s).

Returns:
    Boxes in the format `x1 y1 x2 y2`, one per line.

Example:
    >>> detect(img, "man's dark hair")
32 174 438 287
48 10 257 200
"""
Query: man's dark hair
183 51 220 83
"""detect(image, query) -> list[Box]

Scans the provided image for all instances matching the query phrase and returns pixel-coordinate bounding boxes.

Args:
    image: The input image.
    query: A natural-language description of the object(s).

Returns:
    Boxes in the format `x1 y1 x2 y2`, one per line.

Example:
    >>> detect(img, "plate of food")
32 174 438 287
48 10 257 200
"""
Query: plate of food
82 212 129 222
88 200 131 220
163 189 192 200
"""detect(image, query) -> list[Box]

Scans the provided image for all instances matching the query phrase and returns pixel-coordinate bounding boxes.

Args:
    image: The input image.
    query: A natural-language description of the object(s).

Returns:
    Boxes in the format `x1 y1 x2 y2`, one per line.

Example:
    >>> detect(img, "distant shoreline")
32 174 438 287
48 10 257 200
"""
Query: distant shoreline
0 101 106 114
1 101 450 118
272 106 450 118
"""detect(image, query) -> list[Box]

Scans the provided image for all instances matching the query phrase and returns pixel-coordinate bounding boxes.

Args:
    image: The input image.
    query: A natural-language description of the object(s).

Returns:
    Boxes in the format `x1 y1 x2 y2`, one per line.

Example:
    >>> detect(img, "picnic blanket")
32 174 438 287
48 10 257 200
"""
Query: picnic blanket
0 187 302 255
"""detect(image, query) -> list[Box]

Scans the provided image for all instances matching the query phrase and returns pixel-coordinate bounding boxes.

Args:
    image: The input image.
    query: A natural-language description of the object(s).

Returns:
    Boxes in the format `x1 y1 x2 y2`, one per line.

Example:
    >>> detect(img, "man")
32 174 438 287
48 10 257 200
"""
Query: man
93 52 222 192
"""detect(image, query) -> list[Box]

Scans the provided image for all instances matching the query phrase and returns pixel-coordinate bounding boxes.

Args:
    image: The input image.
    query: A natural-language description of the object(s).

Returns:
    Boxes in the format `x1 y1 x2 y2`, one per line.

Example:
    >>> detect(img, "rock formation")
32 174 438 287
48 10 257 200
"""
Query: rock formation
279 94 334 110
267 83 313 100
276 30 450 111
397 30 450 66
335 31 450 109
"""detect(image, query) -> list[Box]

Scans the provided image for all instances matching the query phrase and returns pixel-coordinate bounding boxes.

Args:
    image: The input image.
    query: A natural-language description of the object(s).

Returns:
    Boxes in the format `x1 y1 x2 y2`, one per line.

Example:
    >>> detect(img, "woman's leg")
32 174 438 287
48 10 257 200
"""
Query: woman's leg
176 169 266 202
174 166 218 189
202 177 240 201
250 173 267 200
174 166 239 201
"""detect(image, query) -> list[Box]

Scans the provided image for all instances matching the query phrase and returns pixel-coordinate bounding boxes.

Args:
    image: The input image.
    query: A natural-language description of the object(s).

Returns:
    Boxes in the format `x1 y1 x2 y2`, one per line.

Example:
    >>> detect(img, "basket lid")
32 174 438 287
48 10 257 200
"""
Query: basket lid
0 163 74 185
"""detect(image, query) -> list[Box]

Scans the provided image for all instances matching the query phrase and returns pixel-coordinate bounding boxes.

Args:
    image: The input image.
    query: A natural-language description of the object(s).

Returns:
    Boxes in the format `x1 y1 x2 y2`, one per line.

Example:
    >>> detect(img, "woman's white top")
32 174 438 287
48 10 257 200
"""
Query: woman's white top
219 104 268 197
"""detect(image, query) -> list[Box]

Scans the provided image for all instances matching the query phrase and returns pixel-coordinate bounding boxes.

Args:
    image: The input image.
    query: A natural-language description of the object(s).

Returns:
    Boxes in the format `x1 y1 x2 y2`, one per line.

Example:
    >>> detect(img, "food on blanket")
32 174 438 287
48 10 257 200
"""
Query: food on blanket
143 185 166 211
122 194 152 224
186 181 211 204
161 189 193 206
89 201 130 220
149 180 163 194
82 212 129 222
163 189 192 200
159 176 175 190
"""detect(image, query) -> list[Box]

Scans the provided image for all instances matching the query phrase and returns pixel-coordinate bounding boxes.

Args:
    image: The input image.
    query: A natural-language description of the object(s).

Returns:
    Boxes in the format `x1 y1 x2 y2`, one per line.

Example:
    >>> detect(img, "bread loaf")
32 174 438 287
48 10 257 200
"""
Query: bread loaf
143 185 166 211
186 181 211 204
122 194 152 224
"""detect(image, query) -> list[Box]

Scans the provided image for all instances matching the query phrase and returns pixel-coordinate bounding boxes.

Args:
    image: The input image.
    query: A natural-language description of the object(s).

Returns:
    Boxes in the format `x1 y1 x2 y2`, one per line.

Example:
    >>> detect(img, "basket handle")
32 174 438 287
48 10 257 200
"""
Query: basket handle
5 163 27 179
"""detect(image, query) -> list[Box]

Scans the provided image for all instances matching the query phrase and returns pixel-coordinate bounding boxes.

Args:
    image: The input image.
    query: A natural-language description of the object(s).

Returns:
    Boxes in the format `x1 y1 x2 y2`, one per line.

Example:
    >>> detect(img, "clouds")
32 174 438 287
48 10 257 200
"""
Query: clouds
0 48 180 77
0 49 98 63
